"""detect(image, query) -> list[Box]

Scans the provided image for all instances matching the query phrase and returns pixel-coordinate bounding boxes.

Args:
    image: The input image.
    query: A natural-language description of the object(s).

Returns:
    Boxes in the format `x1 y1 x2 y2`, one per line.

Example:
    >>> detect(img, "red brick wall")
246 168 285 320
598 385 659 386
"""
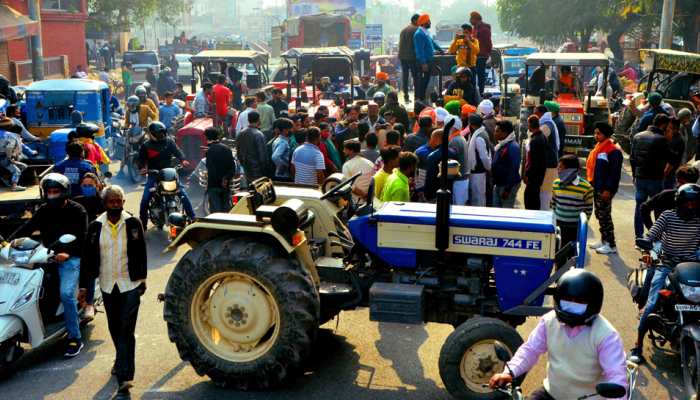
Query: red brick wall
5 0 87 75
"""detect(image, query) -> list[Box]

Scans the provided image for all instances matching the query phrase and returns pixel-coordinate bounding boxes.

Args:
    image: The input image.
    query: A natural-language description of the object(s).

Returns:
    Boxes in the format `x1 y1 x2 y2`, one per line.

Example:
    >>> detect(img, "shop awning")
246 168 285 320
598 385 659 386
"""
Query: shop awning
0 4 39 42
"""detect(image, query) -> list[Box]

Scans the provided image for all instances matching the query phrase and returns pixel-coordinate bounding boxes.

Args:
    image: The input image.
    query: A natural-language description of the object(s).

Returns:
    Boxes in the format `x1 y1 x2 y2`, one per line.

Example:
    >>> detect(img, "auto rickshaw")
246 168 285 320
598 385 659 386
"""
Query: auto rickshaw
24 79 114 149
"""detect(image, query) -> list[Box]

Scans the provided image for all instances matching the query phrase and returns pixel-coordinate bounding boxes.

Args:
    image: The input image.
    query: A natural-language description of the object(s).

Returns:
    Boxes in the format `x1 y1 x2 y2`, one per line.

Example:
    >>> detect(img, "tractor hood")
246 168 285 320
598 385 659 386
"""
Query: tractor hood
349 202 557 269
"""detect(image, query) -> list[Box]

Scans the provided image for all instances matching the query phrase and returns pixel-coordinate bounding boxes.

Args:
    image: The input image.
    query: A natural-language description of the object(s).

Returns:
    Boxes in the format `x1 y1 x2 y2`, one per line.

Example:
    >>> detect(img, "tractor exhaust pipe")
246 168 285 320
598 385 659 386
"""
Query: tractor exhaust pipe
435 118 455 253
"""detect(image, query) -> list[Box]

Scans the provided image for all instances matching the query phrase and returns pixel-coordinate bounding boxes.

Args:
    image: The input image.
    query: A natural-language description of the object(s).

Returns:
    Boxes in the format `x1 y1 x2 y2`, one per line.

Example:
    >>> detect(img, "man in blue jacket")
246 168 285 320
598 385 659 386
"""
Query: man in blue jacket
492 120 521 208
413 13 443 103
53 140 97 197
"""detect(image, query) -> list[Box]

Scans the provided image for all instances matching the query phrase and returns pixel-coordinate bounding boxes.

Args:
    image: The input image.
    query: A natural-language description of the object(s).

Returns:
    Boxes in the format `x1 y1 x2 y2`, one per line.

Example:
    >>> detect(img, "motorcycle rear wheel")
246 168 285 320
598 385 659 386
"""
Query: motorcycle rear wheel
681 333 700 399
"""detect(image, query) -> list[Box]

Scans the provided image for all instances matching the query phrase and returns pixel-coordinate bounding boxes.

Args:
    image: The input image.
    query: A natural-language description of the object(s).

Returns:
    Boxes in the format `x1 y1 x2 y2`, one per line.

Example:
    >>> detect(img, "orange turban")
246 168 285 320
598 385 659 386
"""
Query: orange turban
417 14 430 26
375 71 389 81
461 103 477 117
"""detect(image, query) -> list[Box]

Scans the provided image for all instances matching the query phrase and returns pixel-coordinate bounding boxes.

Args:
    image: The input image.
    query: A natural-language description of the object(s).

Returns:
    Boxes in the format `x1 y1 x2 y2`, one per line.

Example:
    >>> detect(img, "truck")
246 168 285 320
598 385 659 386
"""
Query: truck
162 124 587 400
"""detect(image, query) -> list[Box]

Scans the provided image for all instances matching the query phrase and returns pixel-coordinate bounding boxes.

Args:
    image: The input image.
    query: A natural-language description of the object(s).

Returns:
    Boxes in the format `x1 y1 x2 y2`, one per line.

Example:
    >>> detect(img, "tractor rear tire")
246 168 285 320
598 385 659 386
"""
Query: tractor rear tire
439 316 524 400
163 236 320 389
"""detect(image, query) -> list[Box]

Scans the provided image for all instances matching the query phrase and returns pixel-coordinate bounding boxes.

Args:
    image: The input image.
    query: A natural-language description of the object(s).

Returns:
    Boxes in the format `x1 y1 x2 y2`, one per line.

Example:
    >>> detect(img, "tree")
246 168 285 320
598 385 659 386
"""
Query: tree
88 0 185 34
497 0 619 51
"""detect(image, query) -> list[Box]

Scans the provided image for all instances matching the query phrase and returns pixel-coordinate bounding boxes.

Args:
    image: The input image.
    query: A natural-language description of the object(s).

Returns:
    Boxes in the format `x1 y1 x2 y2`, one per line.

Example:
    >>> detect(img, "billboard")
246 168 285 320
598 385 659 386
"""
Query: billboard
288 0 366 34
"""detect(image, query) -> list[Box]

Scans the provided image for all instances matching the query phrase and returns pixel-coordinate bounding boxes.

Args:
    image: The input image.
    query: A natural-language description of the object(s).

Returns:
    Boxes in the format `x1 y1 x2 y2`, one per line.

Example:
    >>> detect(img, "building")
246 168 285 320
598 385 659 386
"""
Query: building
0 0 87 83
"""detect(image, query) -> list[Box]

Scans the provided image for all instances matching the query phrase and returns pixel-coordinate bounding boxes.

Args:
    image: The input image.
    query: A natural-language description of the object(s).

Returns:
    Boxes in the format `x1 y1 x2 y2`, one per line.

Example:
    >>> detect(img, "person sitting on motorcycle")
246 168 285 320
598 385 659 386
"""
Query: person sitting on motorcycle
10 173 88 357
125 95 156 131
489 269 627 400
641 165 699 229
53 140 97 197
134 85 159 121
142 81 160 108
137 121 194 229
631 183 700 363
71 123 110 170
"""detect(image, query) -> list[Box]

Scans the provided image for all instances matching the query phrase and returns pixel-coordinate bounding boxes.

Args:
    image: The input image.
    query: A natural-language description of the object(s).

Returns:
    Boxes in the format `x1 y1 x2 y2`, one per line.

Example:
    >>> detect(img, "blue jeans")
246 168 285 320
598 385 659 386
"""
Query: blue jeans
638 265 671 335
493 183 520 208
139 174 196 227
634 178 663 238
59 257 81 340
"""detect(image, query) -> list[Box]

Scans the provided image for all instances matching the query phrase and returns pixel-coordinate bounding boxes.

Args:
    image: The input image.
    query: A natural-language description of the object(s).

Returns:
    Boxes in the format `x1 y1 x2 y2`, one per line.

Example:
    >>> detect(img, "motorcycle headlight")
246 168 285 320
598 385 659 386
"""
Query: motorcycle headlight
161 181 178 192
679 283 700 303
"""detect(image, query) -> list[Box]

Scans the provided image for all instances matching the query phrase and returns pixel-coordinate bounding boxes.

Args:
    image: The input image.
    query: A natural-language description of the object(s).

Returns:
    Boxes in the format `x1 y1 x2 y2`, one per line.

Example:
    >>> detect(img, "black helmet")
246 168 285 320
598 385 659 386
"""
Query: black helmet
40 172 71 206
126 95 140 110
676 183 700 220
75 123 99 139
553 269 603 326
148 121 167 140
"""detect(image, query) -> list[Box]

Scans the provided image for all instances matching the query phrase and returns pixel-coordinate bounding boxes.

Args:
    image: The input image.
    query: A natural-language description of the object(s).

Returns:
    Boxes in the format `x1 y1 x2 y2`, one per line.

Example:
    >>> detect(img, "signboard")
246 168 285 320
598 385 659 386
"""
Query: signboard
348 30 362 50
365 24 382 45
288 0 366 35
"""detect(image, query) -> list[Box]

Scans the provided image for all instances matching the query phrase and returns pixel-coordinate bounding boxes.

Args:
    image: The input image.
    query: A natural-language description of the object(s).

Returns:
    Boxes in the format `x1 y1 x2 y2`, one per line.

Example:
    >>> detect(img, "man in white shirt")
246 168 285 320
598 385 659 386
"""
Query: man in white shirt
235 97 257 134
341 139 374 202
80 185 146 398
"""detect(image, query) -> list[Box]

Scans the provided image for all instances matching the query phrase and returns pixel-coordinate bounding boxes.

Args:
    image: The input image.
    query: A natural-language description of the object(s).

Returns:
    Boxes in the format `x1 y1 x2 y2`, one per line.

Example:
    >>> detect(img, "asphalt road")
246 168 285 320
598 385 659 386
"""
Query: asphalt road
0 162 686 400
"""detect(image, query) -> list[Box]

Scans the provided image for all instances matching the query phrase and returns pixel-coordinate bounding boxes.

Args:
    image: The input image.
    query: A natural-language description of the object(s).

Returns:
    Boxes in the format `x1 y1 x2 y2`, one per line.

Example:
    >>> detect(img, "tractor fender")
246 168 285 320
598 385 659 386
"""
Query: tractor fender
165 215 320 284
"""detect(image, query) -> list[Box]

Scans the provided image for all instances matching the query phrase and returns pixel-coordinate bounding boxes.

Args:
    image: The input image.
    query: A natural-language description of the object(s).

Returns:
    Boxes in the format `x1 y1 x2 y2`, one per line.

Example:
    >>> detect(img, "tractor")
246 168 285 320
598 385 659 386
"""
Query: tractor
162 124 587 399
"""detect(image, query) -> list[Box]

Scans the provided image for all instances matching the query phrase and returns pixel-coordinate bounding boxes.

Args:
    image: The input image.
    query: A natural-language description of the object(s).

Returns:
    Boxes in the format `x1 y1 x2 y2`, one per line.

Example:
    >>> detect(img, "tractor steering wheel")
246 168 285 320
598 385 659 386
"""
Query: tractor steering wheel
320 172 361 201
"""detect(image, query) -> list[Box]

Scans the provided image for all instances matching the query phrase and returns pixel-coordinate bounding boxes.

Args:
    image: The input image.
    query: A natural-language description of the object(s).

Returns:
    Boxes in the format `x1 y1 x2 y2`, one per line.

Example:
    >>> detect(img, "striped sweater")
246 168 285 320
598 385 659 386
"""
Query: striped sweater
646 210 700 263
552 177 594 223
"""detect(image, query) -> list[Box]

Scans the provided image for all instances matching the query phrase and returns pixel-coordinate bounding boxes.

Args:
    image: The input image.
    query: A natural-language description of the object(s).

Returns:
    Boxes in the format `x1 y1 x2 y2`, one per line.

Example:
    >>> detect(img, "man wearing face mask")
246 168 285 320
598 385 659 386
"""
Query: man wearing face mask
489 269 627 400
80 185 147 398
631 184 700 364
137 121 194 229
11 173 88 358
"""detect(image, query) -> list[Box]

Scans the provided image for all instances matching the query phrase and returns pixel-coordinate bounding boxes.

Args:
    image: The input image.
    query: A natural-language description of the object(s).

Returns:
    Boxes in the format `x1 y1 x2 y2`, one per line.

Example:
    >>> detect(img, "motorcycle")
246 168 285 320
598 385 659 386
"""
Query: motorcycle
629 238 700 398
0 234 100 375
123 126 146 184
148 167 185 235
486 342 630 400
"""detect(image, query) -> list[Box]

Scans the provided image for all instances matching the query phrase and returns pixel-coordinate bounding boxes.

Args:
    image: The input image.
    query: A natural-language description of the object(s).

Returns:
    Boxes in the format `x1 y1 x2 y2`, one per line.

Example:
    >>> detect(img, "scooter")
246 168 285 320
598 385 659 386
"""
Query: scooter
0 234 99 374
485 342 632 400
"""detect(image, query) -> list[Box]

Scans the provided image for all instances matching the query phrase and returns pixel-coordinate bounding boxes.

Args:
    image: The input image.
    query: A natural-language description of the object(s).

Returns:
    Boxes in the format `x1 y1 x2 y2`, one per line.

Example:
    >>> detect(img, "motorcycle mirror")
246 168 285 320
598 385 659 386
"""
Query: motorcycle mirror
104 171 113 179
58 234 76 244
493 342 511 363
635 238 653 251
595 383 626 398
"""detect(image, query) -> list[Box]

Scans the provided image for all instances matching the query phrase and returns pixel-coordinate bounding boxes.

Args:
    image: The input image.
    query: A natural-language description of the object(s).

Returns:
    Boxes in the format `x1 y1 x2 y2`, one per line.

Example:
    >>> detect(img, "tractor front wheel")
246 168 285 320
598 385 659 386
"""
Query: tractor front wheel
163 236 320 389
439 316 524 400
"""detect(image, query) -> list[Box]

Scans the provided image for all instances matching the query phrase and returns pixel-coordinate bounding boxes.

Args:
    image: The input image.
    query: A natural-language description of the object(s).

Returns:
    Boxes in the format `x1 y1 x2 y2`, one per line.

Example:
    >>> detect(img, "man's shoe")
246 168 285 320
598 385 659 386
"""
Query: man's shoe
628 347 646 365
11 185 26 192
596 244 617 255
588 240 606 250
64 340 84 358
117 381 133 395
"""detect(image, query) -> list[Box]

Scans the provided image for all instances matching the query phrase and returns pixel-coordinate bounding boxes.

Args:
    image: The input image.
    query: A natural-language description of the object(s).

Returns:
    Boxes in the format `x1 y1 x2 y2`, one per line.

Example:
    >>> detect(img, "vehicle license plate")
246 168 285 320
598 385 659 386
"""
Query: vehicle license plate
675 304 700 312
0 271 20 286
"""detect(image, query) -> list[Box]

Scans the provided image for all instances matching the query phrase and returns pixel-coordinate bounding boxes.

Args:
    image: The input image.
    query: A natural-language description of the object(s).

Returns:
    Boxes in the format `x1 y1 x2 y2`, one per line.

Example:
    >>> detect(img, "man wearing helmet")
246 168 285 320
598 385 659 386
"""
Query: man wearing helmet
11 173 88 357
489 269 627 399
137 121 195 228
631 183 700 363
125 95 156 131
134 85 159 121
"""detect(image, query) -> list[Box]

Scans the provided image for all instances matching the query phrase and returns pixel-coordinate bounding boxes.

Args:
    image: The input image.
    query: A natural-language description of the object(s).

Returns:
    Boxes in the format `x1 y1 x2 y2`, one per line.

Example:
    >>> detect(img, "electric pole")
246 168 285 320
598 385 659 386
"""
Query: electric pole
659 0 675 49
27 0 44 80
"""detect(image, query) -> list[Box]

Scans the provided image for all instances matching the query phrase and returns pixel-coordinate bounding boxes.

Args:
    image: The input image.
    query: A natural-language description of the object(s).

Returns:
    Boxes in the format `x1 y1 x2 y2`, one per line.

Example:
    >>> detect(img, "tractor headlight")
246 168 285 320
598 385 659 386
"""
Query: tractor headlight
679 283 700 303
